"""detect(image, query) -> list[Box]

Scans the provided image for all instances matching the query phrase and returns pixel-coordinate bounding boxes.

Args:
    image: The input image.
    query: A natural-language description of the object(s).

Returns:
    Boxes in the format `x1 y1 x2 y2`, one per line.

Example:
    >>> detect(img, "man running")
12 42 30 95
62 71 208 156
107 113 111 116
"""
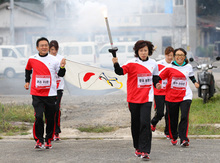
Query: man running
24 37 66 149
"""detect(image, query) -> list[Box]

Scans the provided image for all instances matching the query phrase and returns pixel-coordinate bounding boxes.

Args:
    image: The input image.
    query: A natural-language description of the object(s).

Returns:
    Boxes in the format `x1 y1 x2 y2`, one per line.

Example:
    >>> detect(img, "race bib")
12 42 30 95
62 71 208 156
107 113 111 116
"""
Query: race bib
35 75 51 89
137 73 152 88
161 79 167 89
171 77 187 90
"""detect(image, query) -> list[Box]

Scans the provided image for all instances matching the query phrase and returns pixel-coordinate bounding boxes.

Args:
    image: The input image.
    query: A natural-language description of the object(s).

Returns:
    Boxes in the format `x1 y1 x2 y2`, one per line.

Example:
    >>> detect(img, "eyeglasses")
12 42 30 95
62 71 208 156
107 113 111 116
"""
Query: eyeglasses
175 54 185 57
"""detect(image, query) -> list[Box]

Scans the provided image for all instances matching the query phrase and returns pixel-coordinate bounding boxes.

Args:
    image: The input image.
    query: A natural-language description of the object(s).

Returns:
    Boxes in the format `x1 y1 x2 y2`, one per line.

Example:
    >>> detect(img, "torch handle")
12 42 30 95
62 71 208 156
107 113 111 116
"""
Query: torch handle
109 47 118 58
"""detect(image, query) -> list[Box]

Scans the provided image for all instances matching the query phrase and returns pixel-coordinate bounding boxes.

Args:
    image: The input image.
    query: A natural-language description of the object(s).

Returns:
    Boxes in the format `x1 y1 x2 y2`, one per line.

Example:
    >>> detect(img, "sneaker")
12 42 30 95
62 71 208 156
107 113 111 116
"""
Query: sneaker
34 141 44 149
164 134 170 139
45 141 52 149
135 149 141 157
171 139 178 145
141 152 150 161
54 133 61 141
181 140 189 147
151 125 156 132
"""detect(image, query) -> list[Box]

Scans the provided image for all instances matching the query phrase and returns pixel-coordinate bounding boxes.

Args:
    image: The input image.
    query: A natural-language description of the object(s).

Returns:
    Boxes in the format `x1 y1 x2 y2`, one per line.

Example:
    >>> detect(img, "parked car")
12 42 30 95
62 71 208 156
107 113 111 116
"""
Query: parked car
0 45 27 78
59 42 99 66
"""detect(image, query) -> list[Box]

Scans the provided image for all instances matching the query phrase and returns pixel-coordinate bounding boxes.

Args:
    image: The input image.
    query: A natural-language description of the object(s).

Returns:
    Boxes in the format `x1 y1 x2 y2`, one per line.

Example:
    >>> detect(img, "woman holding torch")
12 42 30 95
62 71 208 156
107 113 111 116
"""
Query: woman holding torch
111 40 160 160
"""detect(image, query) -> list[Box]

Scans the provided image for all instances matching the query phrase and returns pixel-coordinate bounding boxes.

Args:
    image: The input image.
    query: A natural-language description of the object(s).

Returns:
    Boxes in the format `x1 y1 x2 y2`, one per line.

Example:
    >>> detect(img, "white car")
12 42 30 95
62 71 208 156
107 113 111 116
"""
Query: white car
0 45 27 78
59 42 99 66
98 42 135 68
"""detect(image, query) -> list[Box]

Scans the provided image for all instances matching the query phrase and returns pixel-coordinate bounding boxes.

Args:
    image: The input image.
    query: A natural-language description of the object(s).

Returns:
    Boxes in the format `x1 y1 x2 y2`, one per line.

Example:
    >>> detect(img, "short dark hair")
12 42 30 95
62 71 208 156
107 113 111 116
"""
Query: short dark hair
49 40 59 51
165 46 174 55
174 48 187 56
133 40 154 57
174 48 188 63
36 37 49 47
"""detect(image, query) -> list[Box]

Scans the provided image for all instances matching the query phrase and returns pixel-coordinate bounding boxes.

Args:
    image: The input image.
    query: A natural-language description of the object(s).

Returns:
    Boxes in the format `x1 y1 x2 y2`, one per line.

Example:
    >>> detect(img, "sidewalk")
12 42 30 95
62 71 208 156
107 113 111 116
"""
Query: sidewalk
2 127 220 140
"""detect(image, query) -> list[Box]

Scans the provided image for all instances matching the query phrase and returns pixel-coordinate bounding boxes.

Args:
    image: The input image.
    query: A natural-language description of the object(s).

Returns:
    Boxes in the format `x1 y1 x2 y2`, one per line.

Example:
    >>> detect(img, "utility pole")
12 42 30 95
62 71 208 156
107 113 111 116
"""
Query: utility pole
186 0 196 56
10 0 15 45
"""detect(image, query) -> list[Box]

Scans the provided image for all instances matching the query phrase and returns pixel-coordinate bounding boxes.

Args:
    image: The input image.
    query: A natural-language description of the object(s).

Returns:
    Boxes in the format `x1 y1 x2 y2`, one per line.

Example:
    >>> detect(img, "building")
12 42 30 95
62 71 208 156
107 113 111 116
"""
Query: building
0 0 204 56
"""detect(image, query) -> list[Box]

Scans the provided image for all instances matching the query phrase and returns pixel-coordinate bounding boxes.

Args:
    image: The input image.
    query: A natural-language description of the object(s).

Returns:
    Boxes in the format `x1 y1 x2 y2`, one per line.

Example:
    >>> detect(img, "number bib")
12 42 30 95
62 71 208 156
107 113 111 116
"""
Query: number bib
171 77 187 90
35 75 51 89
137 73 152 88
161 79 167 89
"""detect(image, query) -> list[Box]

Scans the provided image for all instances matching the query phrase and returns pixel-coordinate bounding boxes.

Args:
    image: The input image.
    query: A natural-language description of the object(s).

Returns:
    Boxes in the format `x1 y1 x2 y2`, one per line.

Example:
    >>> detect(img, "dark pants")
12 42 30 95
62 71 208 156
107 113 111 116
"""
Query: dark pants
129 102 152 154
166 100 192 143
151 95 169 135
32 95 56 143
55 90 63 134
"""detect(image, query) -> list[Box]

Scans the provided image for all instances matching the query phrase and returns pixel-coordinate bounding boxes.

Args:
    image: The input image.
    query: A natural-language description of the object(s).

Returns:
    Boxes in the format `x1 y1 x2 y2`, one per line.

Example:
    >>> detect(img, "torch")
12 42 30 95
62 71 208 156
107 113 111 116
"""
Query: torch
104 16 118 57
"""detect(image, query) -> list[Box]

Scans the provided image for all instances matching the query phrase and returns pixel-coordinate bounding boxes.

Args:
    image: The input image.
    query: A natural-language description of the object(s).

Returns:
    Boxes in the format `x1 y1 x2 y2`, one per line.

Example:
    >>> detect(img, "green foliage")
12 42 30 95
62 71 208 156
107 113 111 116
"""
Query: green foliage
189 125 220 135
197 0 220 16
196 46 206 57
189 95 220 124
0 103 34 135
0 103 34 123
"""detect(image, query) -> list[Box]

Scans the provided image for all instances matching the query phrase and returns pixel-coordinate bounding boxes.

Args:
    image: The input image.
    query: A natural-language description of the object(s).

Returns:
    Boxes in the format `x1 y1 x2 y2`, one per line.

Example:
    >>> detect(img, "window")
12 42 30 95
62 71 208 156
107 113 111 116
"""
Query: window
141 0 173 13
128 46 134 53
64 47 79 55
82 46 92 55
2 49 17 58
162 36 172 53
174 0 184 6
100 46 110 54
117 46 126 53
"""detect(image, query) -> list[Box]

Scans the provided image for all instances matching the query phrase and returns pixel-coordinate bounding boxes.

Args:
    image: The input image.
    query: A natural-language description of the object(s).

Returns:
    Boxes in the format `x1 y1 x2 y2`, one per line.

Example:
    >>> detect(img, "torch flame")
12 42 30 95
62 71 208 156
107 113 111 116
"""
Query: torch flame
101 6 108 18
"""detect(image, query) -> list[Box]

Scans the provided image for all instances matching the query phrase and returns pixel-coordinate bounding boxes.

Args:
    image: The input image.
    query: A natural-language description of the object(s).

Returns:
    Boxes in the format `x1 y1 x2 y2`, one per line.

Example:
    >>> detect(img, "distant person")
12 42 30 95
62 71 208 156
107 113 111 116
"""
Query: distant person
49 40 65 141
111 40 160 160
24 37 66 149
157 48 199 147
151 46 174 139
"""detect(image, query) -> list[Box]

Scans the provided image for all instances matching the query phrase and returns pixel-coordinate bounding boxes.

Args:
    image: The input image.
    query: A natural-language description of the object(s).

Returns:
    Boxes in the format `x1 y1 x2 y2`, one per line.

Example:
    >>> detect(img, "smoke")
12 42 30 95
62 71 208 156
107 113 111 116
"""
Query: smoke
40 0 142 36
73 1 107 33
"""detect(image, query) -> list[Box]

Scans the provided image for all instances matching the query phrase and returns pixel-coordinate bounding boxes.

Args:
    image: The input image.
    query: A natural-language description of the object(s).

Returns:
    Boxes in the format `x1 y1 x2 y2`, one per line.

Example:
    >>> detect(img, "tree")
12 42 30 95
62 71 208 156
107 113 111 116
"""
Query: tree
197 0 220 16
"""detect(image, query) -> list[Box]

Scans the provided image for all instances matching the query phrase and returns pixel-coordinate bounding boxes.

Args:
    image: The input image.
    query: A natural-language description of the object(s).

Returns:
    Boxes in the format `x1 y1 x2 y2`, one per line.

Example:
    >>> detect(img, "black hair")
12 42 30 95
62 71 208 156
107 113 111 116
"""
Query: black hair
174 48 188 63
36 37 49 47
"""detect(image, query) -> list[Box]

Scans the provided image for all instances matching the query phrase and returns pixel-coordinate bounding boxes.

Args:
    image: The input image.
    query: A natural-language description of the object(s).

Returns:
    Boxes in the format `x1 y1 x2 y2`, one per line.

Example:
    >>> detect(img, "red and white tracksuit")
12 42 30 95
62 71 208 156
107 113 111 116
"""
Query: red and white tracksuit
54 54 65 135
151 59 170 135
114 57 159 154
25 53 65 144
159 62 195 143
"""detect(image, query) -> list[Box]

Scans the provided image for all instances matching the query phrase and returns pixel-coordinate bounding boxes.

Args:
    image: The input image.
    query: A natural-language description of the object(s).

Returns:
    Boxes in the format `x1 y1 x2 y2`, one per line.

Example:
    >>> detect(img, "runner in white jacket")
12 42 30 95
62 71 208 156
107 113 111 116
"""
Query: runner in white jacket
151 46 174 139
49 40 65 141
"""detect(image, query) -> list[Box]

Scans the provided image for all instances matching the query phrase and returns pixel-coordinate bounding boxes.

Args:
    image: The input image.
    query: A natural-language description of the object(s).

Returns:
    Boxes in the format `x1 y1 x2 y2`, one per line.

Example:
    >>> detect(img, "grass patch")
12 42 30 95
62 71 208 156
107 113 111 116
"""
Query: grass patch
77 126 118 133
188 95 220 135
189 95 220 124
0 103 34 135
157 94 220 135
189 125 220 135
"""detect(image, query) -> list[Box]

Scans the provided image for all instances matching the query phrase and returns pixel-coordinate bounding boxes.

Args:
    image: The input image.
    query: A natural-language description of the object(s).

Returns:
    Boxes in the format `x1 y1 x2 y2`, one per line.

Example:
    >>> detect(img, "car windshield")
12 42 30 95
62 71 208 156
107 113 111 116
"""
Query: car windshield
15 47 26 58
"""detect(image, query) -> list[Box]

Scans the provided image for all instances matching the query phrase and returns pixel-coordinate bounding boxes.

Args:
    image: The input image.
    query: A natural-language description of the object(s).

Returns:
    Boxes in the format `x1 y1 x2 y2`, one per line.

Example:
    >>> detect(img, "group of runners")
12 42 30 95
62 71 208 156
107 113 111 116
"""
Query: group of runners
112 40 199 160
24 38 199 161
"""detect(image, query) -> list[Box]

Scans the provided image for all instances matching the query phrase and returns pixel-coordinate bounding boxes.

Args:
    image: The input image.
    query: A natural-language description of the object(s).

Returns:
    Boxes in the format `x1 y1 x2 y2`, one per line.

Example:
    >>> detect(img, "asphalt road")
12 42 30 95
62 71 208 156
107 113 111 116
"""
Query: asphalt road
0 139 220 163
